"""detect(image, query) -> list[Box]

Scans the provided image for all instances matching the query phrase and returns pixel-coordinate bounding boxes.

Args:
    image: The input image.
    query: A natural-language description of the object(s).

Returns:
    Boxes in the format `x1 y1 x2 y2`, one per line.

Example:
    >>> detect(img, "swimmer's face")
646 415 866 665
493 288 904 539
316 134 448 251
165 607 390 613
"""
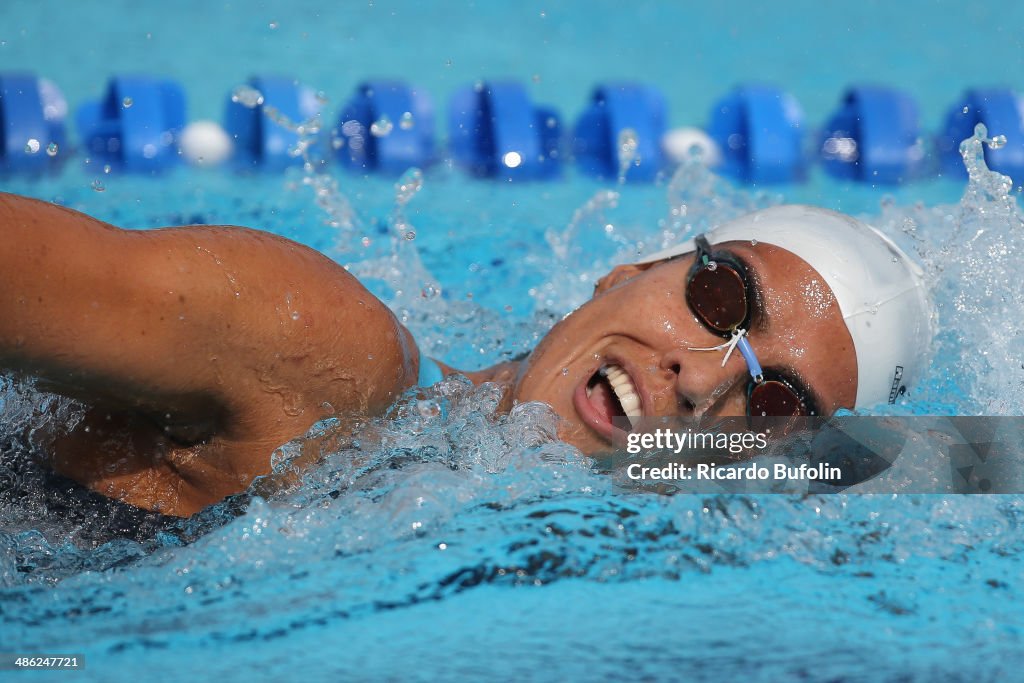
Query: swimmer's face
511 241 858 454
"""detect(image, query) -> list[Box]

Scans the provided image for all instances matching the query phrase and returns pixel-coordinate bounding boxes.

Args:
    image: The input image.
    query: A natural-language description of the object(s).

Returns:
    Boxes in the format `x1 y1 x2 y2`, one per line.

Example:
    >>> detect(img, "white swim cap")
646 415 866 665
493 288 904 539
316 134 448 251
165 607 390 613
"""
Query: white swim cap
639 205 935 409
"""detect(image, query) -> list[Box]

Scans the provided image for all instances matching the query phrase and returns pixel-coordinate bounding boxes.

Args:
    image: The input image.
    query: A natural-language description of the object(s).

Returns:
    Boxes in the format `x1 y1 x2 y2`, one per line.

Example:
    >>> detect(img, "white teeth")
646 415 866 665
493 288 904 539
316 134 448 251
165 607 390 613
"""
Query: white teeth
601 364 643 427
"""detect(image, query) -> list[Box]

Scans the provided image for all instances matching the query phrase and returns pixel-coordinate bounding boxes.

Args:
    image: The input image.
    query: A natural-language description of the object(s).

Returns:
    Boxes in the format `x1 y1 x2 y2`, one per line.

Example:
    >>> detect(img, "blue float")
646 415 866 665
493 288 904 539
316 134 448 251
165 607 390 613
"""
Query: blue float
448 80 561 180
0 72 67 173
573 82 666 182
225 75 322 171
820 86 924 184
75 75 185 173
336 81 434 174
707 84 805 183
938 88 1024 181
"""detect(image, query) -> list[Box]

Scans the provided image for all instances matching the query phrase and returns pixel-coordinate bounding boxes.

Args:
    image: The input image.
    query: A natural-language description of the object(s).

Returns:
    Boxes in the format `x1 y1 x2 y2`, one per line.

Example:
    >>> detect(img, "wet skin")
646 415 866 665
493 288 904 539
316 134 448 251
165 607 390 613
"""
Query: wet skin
1 194 418 516
0 193 856 516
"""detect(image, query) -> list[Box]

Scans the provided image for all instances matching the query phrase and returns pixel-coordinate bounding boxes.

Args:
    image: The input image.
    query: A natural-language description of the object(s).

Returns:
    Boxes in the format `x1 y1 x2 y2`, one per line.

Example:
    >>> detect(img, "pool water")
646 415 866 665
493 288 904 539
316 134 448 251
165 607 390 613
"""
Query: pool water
3 2 1024 681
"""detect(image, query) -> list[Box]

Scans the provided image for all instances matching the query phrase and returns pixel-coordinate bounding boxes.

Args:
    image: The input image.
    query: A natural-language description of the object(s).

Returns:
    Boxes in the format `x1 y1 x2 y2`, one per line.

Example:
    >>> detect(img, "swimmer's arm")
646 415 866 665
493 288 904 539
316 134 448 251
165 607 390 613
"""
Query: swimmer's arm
0 193 418 430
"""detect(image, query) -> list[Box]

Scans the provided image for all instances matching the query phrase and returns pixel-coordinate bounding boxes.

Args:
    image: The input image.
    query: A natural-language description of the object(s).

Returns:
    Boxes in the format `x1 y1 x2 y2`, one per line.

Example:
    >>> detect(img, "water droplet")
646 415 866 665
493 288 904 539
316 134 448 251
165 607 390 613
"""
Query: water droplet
91 179 105 192
103 164 111 174
503 151 523 168
706 260 718 271
421 285 438 299
445 58 453 67
988 135 1007 150
404 230 416 240
370 115 393 137
122 96 133 108
361 236 371 247
394 167 424 205
963 106 970 114
269 21 279 29
24 138 40 154
750 239 758 246
290 311 300 320
532 74 541 83
617 128 640 182
413 398 440 418
561 367 569 376
619 129 639 156
231 85 265 108
399 111 415 130
46 142 58 157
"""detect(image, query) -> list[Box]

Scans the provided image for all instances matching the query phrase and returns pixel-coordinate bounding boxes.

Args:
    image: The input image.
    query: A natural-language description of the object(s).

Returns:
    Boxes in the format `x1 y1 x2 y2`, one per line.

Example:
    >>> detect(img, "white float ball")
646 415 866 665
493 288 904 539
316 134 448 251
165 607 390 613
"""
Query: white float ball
179 120 233 166
662 127 722 167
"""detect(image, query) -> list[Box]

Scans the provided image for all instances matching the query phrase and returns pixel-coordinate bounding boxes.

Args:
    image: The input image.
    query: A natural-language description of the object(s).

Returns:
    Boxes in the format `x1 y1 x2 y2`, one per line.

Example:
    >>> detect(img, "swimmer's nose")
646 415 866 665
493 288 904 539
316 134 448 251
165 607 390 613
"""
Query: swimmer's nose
660 347 741 416
660 348 700 415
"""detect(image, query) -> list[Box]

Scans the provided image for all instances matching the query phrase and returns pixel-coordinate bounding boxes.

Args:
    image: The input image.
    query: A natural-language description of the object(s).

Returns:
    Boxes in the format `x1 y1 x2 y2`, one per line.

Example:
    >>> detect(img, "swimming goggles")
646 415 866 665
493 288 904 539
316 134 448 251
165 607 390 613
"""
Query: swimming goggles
684 235 813 417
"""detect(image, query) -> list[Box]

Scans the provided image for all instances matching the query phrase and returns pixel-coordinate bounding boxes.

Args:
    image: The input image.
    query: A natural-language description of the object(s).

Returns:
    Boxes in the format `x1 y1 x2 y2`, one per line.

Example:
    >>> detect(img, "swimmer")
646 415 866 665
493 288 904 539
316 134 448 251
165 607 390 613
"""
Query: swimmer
0 194 933 516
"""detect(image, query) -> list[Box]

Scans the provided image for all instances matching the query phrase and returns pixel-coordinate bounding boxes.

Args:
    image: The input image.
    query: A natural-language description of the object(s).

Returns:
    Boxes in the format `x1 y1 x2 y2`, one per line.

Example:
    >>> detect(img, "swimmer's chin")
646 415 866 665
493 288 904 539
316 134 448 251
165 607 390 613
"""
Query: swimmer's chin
460 359 523 407
459 356 628 455
552 418 630 456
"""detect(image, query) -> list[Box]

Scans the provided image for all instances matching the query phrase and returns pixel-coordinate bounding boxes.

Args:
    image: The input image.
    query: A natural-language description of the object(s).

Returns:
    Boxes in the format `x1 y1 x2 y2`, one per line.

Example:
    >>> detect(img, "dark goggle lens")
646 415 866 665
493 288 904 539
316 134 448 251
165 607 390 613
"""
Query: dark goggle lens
686 262 748 334
749 380 808 417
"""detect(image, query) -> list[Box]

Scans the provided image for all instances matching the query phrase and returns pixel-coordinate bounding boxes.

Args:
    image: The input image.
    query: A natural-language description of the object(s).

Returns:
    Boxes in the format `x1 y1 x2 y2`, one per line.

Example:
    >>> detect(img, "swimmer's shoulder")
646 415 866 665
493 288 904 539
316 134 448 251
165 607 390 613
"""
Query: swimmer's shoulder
140 223 422 418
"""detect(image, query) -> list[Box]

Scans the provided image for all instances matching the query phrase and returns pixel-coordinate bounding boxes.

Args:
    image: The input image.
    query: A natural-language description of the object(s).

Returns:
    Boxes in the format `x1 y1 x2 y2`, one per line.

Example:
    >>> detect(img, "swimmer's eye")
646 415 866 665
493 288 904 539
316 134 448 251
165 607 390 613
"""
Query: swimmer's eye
685 235 755 335
747 370 816 418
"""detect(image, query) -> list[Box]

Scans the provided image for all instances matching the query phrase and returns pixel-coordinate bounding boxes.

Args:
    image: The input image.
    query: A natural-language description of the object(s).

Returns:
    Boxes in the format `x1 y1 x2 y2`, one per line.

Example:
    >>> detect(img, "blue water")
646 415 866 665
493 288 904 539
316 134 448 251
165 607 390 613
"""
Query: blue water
3 2 1024 681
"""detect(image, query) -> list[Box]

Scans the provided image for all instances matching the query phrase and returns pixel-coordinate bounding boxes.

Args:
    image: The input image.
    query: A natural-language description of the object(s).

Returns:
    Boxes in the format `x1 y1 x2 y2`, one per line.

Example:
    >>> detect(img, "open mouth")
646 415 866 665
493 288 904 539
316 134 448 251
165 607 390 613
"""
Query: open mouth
583 364 643 431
